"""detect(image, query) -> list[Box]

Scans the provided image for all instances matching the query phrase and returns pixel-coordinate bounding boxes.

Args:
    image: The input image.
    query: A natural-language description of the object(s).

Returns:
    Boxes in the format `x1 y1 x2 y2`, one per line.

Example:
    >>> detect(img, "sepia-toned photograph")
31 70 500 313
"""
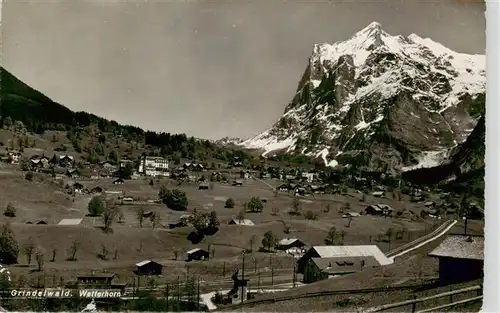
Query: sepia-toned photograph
0 0 489 312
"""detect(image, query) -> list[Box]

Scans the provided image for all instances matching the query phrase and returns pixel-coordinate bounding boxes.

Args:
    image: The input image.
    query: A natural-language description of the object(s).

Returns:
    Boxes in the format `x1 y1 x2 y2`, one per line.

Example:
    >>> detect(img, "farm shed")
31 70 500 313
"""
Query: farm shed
134 260 163 276
365 204 393 216
187 248 210 261
297 245 392 274
277 238 306 251
428 235 484 285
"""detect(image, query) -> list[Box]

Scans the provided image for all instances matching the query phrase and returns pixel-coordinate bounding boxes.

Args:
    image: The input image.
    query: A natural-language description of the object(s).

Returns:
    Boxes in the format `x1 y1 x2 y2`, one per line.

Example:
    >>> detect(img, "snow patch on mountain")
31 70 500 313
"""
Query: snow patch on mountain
400 150 450 172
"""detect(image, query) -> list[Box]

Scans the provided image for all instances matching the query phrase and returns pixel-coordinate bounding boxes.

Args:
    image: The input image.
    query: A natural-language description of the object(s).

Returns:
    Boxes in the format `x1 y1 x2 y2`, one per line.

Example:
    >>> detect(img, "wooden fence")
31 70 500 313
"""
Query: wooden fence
360 284 483 313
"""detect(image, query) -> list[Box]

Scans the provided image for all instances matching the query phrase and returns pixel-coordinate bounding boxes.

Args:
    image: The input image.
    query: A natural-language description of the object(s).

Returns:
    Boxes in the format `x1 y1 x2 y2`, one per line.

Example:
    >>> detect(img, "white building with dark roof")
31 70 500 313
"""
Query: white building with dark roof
139 156 169 177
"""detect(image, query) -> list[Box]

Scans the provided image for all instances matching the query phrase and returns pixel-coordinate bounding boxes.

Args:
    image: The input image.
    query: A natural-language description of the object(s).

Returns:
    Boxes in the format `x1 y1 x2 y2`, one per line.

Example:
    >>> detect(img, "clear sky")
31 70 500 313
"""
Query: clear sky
1 0 486 140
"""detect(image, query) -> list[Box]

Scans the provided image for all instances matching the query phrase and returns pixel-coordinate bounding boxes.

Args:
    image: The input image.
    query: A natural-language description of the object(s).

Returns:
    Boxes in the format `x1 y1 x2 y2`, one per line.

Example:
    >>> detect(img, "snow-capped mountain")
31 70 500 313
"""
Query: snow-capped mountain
239 22 486 172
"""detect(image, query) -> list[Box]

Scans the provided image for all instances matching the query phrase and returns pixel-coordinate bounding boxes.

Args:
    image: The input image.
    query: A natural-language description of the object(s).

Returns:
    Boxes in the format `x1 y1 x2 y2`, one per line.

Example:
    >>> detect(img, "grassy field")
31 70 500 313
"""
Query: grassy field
0 160 478 291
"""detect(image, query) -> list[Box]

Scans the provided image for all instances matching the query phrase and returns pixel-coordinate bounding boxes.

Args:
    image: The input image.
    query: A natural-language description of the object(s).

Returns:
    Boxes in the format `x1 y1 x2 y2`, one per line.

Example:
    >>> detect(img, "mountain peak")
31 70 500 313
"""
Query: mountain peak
357 21 383 37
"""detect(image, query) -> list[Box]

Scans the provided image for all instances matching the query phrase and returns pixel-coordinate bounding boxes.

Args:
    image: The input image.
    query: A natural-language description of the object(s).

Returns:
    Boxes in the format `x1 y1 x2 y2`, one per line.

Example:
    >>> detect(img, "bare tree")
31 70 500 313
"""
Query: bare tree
324 227 337 245
35 248 44 271
338 230 346 245
69 239 80 261
98 244 109 260
117 210 125 224
102 206 118 233
173 250 179 260
136 207 145 228
51 247 57 262
271 207 279 216
237 209 246 223
291 197 301 215
23 237 36 266
150 212 161 229
249 235 256 252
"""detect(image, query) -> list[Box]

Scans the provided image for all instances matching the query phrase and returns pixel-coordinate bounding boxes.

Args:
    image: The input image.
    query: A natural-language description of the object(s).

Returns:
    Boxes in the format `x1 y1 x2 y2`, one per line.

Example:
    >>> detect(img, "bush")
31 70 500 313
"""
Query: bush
3 203 16 218
88 196 104 216
25 171 33 181
304 210 318 220
246 197 263 213
224 198 234 208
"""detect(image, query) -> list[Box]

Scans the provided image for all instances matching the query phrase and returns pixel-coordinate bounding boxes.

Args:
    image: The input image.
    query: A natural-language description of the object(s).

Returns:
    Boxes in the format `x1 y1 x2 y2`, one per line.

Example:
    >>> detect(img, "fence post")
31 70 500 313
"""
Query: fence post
411 295 417 313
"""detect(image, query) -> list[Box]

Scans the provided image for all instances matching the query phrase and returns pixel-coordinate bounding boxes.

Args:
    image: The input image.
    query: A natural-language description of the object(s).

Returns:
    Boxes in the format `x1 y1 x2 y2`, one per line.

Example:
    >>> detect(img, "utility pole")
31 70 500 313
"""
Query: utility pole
292 263 296 288
223 262 226 278
166 283 169 311
177 276 180 303
241 250 245 303
464 217 468 235
270 254 274 286
258 271 261 290
197 277 200 311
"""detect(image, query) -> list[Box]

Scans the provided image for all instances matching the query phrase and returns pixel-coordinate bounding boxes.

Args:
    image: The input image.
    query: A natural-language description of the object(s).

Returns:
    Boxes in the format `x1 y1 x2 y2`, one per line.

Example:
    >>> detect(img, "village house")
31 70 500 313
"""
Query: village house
6 150 22 164
119 159 135 169
138 156 169 177
72 182 84 193
301 172 315 183
364 204 393 216
134 260 163 276
277 238 306 251
186 248 210 261
198 182 210 190
277 183 291 192
66 169 80 178
228 218 254 226
297 245 392 277
371 191 384 197
59 155 74 167
303 256 380 283
428 235 484 285
232 180 243 186
113 178 125 185
240 170 251 179
260 172 271 180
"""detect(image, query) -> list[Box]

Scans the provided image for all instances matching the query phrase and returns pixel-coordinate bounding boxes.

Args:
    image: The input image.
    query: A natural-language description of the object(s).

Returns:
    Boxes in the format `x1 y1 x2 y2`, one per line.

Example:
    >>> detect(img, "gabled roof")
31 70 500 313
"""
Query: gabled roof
135 260 162 267
229 218 254 226
310 245 392 266
187 248 208 254
58 218 83 226
278 238 303 246
428 235 484 260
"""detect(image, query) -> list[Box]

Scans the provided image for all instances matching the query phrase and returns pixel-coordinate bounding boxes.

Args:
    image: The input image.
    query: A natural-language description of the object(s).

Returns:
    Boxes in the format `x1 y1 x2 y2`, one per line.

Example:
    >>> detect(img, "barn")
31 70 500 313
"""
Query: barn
134 260 163 276
187 248 210 261
428 235 484 285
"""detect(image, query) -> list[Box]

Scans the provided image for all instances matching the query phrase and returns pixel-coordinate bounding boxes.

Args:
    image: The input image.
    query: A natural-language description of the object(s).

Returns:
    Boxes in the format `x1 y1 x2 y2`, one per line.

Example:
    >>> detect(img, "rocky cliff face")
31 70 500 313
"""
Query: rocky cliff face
240 22 485 172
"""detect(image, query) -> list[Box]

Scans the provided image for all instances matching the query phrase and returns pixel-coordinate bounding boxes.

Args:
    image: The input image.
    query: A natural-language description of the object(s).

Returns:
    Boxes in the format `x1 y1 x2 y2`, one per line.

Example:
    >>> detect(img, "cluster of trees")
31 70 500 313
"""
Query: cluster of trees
87 196 120 233
159 186 189 211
